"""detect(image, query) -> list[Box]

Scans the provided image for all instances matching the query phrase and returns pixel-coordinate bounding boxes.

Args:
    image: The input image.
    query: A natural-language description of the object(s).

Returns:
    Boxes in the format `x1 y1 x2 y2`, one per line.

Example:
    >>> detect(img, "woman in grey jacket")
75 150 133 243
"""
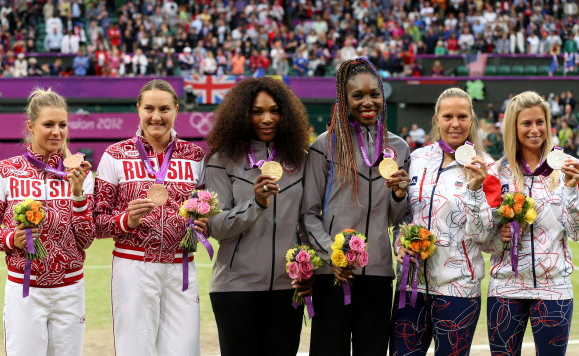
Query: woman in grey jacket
205 77 311 356
301 57 411 356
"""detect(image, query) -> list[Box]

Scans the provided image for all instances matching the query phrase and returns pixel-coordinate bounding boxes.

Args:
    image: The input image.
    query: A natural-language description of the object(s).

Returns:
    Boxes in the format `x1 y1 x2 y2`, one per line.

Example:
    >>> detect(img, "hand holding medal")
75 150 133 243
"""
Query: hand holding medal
63 153 92 196
561 156 579 187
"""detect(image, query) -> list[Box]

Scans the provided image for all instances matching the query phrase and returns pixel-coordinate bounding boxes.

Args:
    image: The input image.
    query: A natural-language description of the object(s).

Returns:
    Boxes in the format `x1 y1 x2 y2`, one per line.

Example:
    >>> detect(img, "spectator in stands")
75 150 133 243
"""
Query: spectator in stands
94 43 108 76
230 49 246 75
484 103 499 123
48 58 65 76
108 47 122 77
409 123 426 148
430 60 444 76
27 57 43 76
562 103 578 127
44 26 63 53
561 90 576 111
61 29 80 54
272 51 289 76
559 119 576 156
446 32 460 54
13 52 27 77
484 122 504 160
434 40 447 56
132 48 148 76
458 27 475 53
72 49 89 76
201 51 217 75
178 46 194 76
292 46 308 76
107 22 121 49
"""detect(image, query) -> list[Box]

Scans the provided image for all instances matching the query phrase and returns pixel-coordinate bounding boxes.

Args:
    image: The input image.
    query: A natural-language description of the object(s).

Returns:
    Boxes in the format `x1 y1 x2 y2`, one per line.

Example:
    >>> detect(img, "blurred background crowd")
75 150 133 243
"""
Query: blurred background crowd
0 0 577 78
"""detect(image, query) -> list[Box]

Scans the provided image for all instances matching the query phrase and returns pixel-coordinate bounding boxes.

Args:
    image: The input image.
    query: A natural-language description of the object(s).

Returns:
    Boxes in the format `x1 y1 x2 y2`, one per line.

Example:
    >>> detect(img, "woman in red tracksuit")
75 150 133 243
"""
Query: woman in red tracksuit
0 88 94 356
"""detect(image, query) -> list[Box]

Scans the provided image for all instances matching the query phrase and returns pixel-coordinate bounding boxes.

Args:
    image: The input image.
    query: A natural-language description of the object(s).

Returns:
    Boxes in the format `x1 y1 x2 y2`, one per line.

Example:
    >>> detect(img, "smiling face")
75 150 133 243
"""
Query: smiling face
346 72 383 126
137 89 178 144
250 91 281 142
516 105 546 155
28 107 68 157
435 97 472 149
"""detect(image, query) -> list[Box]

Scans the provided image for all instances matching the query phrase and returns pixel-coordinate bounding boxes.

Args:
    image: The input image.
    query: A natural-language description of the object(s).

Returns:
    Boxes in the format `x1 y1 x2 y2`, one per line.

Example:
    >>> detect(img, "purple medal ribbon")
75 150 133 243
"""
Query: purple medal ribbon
510 221 521 278
247 143 276 168
181 219 215 291
342 280 352 305
351 121 384 167
23 151 67 179
398 254 420 308
291 295 315 319
135 137 176 184
438 140 473 155
518 147 562 177
410 256 420 307
23 228 35 297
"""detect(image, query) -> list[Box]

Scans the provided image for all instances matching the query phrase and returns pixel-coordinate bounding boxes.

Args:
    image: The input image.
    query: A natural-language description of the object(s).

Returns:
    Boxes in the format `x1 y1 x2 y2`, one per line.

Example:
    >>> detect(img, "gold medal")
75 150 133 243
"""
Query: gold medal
63 153 84 168
379 158 398 179
261 161 283 181
147 184 168 206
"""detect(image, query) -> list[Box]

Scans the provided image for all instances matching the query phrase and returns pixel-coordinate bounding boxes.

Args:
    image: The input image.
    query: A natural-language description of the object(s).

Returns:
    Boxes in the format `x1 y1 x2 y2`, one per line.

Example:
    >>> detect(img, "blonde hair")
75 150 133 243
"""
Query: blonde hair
429 87 485 154
25 88 71 157
502 91 558 190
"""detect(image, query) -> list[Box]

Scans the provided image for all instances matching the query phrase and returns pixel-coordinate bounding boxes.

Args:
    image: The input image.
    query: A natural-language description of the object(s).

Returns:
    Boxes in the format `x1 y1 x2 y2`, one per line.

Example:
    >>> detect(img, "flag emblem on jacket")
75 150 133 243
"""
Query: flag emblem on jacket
184 75 236 104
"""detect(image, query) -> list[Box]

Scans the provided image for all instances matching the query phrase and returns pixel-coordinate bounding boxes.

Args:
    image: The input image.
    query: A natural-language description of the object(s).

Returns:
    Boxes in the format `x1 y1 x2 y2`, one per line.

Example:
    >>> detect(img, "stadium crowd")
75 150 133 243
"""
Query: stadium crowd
0 0 578 78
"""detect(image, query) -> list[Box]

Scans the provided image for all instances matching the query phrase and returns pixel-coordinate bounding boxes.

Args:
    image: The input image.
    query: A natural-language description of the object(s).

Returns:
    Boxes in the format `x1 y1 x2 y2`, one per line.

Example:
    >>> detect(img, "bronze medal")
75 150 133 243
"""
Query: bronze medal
63 153 84 169
147 184 169 206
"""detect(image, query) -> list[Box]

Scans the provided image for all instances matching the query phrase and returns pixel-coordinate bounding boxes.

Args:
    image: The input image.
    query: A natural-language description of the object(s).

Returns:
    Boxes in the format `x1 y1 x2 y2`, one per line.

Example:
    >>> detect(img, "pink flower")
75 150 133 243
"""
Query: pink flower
185 198 199 211
197 202 211 215
295 250 311 263
345 250 357 264
356 250 369 267
349 236 365 252
197 191 212 202
287 262 300 279
299 262 313 280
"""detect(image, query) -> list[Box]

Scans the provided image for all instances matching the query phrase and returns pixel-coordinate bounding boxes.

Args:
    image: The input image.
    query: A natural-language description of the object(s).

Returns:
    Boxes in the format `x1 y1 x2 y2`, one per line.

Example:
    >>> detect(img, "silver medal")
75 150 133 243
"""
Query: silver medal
546 149 566 170
455 144 476 166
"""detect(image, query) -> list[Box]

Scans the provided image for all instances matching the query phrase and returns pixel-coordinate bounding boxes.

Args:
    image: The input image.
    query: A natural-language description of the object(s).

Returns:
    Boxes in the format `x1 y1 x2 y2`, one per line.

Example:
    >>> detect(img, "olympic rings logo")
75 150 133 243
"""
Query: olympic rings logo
188 112 215 136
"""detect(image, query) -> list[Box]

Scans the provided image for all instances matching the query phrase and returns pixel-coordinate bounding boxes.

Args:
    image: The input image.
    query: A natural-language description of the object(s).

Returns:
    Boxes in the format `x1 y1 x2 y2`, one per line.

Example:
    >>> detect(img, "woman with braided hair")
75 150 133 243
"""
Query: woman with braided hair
301 57 410 355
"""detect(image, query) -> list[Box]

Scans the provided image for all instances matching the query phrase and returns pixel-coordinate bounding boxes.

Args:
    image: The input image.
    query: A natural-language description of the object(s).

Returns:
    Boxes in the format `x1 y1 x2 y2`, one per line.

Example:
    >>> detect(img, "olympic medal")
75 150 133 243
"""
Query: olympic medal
147 184 168 206
379 158 398 179
546 149 566 170
261 161 283 181
63 153 84 168
455 144 476 166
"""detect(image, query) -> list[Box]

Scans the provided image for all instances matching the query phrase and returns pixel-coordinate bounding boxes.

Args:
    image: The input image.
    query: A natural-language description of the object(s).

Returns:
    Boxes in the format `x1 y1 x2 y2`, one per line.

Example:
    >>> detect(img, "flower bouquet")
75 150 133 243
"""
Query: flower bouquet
497 192 537 277
13 198 48 297
286 245 323 318
178 190 221 291
330 229 369 305
397 223 436 308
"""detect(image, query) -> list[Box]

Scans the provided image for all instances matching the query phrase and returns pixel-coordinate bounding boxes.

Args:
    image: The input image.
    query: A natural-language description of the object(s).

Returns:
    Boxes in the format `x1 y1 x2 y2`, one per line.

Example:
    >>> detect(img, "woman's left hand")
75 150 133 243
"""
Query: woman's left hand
562 158 579 187
292 277 314 297
66 161 92 197
193 217 209 234
465 156 488 191
386 169 410 199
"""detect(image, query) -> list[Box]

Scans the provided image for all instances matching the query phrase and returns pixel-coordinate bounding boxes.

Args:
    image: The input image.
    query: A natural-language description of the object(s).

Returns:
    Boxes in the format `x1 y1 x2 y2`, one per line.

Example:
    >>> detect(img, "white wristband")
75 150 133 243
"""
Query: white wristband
72 191 86 202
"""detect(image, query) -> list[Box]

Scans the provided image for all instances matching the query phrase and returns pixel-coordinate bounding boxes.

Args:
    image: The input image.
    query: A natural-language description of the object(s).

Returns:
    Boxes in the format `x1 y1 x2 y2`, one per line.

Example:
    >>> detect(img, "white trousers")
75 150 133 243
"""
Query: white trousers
111 257 201 356
3 280 85 356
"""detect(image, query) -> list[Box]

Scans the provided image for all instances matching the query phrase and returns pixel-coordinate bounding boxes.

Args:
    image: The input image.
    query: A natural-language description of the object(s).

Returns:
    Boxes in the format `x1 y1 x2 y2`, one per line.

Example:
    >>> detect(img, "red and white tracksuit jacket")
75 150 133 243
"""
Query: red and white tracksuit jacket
0 148 94 287
94 131 205 262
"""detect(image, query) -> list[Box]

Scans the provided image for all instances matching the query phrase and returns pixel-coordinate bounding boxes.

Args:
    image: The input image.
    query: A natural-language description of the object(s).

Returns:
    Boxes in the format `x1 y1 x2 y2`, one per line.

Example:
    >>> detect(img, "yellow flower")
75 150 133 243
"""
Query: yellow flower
524 208 537 224
526 197 536 208
331 234 345 250
331 250 348 267
286 248 296 262
179 207 188 217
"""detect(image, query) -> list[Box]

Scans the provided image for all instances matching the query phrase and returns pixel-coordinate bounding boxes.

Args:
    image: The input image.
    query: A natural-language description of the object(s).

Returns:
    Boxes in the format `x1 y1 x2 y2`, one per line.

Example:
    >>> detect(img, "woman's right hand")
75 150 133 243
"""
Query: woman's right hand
396 246 417 264
254 174 279 208
13 224 39 250
500 222 511 243
126 198 155 229
331 264 354 283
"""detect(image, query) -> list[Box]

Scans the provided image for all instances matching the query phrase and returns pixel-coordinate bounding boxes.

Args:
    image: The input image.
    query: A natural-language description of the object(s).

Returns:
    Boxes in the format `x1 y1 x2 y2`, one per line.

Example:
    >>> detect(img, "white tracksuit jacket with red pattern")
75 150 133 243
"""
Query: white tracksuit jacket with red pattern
0 148 94 287
94 130 205 263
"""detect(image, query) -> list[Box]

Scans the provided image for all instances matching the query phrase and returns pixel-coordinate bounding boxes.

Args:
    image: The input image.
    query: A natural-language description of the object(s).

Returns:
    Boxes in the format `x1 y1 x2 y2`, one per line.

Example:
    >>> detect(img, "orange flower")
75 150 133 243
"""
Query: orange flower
30 201 40 211
514 193 525 205
513 203 523 214
421 251 430 260
422 239 431 248
419 228 431 240
411 240 423 252
502 205 515 219
343 229 355 233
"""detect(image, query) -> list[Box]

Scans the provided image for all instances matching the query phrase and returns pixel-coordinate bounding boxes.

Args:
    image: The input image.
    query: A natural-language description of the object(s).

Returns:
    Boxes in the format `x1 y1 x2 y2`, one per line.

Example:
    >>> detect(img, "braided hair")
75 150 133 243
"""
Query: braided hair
327 57 388 200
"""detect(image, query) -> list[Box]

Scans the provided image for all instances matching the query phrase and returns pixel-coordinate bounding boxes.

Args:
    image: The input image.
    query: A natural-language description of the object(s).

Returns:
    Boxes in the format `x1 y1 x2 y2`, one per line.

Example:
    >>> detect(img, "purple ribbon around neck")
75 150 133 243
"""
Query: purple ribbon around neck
23 151 67 179
292 295 315 319
510 221 521 278
247 143 276 168
342 280 351 305
23 228 35 298
518 147 562 177
135 137 176 184
438 140 473 155
398 254 420 308
351 120 384 167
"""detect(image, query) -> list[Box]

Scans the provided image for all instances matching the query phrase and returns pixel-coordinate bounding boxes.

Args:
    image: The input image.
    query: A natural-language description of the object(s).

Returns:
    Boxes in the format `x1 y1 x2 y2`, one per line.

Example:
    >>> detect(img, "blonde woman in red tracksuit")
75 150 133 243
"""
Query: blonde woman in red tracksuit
94 79 206 356
0 88 94 356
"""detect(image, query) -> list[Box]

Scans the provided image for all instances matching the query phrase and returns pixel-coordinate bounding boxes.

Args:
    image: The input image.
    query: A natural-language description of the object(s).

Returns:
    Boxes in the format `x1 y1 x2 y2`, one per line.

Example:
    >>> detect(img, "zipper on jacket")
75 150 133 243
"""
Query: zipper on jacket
424 152 445 293
528 177 537 288
229 234 243 268
269 194 277 290
462 240 475 280
329 215 335 233
362 165 373 276
419 167 427 202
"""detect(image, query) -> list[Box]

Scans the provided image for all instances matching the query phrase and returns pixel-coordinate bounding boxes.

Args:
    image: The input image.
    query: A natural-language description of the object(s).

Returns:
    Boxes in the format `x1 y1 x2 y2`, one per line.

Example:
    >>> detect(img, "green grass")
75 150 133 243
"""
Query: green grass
1 238 579 355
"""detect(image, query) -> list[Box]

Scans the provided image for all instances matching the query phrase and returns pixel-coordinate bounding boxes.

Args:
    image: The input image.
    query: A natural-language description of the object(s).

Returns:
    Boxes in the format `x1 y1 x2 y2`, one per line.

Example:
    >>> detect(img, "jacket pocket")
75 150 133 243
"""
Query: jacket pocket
229 234 243 268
